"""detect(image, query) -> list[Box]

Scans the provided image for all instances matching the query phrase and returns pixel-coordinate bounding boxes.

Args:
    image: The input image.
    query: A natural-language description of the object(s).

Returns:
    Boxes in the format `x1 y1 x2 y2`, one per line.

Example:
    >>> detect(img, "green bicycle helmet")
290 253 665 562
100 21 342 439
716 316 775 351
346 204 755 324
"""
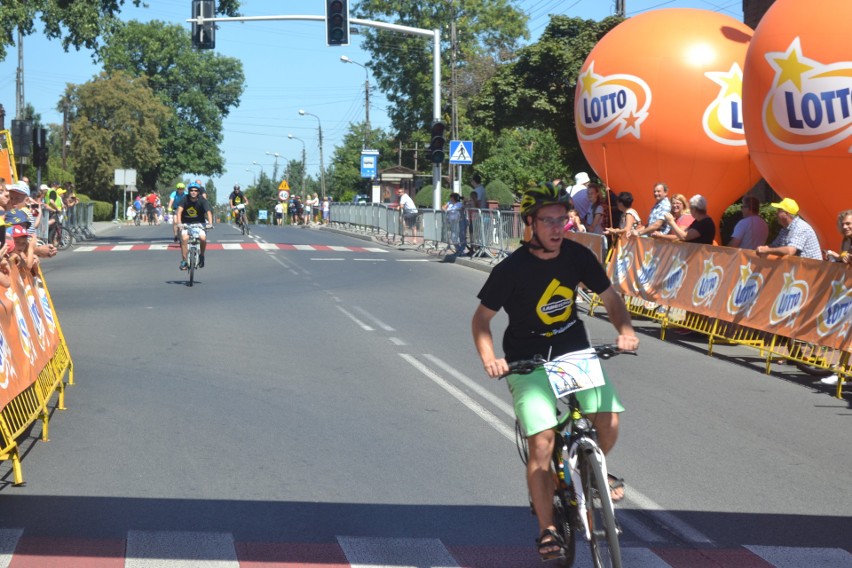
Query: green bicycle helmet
520 182 570 223
176 182 186 190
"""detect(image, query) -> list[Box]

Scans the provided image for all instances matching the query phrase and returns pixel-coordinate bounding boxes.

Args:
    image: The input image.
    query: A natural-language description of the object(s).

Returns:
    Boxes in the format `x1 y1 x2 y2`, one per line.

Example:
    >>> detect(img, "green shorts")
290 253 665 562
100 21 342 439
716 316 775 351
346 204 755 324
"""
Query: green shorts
507 365 624 437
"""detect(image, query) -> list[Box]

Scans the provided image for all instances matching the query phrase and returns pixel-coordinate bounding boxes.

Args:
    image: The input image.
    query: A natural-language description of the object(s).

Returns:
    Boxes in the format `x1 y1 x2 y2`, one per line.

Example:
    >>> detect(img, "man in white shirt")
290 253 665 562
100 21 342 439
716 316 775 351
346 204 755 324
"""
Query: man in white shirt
470 174 486 209
569 172 592 221
727 196 768 250
397 188 419 236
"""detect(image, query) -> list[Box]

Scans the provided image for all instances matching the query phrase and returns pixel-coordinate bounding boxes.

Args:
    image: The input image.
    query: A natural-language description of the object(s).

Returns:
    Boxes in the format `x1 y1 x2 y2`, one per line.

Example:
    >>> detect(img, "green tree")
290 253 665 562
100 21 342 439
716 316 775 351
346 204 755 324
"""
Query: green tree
474 127 570 197
68 71 171 202
328 121 401 199
0 0 242 63
355 0 528 136
98 20 245 187
472 16 621 173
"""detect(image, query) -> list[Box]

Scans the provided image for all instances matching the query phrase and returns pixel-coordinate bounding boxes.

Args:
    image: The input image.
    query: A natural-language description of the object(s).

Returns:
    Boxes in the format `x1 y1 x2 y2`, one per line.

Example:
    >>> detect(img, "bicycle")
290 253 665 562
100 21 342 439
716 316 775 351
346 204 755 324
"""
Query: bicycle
502 344 636 568
234 204 250 236
181 223 210 287
52 212 74 251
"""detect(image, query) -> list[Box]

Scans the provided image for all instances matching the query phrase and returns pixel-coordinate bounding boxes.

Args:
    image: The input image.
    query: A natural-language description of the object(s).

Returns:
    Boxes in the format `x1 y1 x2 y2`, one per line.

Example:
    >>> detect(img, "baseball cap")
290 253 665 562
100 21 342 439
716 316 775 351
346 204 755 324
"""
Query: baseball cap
39 184 49 191
11 224 28 238
10 182 30 197
56 188 67 195
771 197 799 216
574 172 591 185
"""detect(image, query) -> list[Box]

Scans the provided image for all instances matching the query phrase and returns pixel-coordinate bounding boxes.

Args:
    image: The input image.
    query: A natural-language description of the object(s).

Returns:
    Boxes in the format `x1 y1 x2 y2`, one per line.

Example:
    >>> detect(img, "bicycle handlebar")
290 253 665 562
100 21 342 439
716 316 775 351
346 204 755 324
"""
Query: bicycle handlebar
500 344 637 378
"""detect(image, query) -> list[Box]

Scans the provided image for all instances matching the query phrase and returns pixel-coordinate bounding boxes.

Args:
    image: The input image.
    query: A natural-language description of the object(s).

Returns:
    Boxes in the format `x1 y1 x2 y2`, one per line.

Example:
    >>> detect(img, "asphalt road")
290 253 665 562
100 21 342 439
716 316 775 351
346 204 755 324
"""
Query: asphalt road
0 221 849 566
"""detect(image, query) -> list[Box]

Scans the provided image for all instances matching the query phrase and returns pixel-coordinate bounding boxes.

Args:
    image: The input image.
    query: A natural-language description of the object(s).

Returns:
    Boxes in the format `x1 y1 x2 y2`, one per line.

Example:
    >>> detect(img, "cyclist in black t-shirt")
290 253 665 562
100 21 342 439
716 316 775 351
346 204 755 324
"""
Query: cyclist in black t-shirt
471 182 639 560
228 184 249 228
176 182 213 270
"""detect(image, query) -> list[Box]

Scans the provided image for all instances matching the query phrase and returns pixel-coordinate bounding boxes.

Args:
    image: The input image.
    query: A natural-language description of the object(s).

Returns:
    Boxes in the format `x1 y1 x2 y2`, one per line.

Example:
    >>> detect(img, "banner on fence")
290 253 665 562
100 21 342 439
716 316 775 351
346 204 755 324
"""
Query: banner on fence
608 238 852 353
1 267 62 408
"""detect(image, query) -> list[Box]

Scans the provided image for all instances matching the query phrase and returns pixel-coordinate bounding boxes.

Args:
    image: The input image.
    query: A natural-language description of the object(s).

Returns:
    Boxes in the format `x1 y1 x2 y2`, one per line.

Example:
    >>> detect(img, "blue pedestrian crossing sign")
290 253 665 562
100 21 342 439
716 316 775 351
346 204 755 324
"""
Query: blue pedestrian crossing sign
449 140 473 165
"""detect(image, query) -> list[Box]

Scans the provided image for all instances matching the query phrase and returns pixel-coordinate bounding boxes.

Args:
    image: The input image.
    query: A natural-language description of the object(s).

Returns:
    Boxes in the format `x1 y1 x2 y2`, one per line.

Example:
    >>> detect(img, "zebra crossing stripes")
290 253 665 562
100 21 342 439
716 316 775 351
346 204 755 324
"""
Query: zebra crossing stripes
72 244 388 253
0 529 848 567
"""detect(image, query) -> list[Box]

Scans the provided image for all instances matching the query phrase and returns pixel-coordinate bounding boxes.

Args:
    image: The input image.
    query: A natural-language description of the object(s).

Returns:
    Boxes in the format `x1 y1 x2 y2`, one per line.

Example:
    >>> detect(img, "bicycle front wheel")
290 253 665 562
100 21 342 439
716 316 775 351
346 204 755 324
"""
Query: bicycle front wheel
188 248 196 287
579 443 622 568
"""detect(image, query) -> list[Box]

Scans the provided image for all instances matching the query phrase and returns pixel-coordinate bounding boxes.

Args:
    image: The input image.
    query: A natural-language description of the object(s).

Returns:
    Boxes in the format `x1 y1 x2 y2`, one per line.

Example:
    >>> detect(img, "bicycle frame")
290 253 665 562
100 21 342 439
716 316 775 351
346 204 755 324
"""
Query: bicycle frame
507 345 630 568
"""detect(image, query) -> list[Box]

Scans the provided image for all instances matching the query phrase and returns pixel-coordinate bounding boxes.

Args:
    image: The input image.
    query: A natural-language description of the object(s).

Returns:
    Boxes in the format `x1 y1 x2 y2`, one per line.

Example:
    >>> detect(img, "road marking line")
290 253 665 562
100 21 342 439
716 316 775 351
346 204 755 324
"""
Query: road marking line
746 545 852 568
0 528 23 568
338 536 459 568
396 259 430 262
399 354 514 442
293 244 315 250
111 245 133 251
412 355 714 545
353 258 387 261
311 258 345 261
221 243 243 250
422 354 514 418
353 306 395 331
336 306 374 331
74 246 97 252
389 337 406 345
126 530 238 567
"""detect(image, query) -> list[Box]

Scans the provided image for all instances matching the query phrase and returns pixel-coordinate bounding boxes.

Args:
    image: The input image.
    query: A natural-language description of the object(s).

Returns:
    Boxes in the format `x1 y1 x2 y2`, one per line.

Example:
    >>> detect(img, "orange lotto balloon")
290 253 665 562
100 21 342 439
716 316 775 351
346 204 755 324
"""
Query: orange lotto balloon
575 9 759 227
743 0 852 247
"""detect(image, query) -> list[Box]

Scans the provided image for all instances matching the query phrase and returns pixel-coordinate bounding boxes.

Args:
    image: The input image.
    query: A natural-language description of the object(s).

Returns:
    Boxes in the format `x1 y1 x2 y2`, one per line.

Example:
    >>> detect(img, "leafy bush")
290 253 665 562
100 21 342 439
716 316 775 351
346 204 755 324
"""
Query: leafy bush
414 185 453 208
485 179 514 208
92 200 113 221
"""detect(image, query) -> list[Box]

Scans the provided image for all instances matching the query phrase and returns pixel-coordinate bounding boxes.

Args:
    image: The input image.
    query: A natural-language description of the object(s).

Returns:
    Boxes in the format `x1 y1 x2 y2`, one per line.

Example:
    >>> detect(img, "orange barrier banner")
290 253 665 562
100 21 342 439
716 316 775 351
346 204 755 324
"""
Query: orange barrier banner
565 232 609 265
608 238 852 353
1 267 61 408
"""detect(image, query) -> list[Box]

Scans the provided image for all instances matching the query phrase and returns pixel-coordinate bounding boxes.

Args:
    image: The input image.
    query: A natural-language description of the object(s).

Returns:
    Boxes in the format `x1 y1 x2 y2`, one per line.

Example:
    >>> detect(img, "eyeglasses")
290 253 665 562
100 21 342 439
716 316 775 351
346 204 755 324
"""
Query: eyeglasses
536 215 568 228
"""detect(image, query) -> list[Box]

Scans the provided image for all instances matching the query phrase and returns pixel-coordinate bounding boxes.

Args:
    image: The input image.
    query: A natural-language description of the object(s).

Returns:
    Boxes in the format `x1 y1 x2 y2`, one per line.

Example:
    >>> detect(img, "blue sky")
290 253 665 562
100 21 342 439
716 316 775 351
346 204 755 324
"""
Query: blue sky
0 0 742 202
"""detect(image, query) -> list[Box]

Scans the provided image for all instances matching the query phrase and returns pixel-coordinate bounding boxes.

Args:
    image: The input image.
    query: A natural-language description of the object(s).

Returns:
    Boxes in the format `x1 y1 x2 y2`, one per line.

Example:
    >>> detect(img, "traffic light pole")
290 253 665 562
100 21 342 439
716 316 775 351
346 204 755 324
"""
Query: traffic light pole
188 12 443 209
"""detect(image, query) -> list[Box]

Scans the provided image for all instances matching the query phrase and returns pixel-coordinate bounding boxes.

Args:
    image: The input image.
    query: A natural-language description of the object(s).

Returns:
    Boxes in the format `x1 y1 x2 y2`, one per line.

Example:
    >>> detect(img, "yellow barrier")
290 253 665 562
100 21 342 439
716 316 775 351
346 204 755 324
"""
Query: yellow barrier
0 266 73 485
608 239 851 398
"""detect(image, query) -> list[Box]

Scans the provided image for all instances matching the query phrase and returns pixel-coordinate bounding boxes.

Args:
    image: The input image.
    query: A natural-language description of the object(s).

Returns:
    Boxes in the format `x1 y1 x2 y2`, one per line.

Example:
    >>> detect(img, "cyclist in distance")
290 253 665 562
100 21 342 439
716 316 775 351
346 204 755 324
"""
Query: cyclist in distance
470 182 639 560
176 182 213 270
168 182 187 242
229 184 249 228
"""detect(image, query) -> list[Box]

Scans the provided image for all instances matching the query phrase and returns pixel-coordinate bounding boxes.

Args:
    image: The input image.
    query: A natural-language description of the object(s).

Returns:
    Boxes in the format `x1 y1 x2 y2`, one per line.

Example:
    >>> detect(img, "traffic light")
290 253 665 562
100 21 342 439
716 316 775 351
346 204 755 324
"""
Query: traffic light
11 119 32 157
33 127 48 168
192 0 216 49
430 121 446 164
326 0 349 46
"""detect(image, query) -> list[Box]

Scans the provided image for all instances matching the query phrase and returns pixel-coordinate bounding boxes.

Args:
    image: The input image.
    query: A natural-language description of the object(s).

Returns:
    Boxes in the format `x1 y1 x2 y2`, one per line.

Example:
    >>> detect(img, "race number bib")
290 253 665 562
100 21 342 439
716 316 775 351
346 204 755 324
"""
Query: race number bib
543 347 606 398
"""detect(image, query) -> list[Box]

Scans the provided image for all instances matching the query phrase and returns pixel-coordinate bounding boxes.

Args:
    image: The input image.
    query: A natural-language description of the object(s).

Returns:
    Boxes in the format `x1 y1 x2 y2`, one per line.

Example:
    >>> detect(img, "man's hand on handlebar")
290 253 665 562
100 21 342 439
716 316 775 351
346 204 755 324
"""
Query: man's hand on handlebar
616 334 639 353
483 357 510 379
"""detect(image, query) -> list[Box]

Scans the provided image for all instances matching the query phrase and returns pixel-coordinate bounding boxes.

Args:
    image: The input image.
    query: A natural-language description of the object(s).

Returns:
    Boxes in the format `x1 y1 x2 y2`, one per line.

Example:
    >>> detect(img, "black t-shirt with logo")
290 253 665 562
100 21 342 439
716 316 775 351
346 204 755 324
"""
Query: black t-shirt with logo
477 240 611 362
229 191 245 205
179 197 211 224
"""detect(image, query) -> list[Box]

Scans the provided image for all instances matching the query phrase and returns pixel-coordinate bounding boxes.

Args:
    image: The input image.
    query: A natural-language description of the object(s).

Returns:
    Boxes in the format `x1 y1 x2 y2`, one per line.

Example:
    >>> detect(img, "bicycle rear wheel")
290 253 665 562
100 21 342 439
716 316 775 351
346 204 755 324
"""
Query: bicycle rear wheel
57 226 74 250
579 443 622 568
188 248 196 287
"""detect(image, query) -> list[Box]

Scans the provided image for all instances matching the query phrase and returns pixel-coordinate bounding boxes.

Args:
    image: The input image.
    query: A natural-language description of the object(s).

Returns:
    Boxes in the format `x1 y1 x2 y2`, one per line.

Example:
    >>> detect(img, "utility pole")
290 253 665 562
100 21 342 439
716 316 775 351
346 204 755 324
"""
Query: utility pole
62 101 69 170
615 0 625 17
451 15 460 192
15 28 24 120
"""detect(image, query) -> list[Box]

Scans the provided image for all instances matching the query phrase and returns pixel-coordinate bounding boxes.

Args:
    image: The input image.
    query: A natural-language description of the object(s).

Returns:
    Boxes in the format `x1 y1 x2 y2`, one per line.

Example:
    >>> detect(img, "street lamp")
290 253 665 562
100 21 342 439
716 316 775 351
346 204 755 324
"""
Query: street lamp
340 55 370 148
288 133 307 195
298 109 326 200
266 152 284 181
